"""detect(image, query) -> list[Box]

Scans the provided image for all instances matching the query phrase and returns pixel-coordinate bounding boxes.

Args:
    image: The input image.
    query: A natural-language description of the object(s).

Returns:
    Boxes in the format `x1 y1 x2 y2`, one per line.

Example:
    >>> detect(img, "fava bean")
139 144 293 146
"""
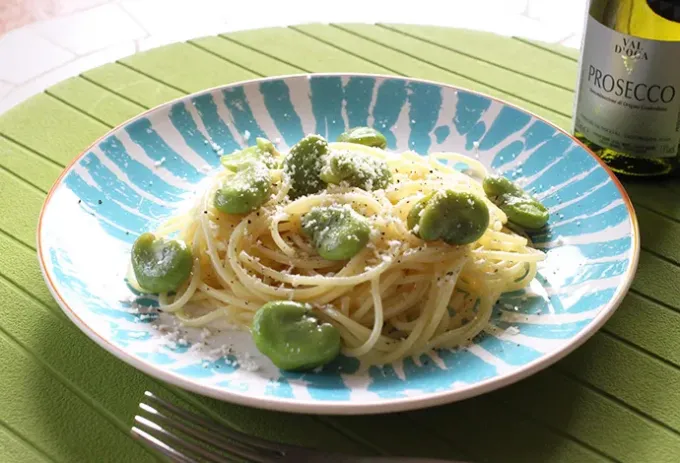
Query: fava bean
483 175 549 230
283 134 329 199
252 300 341 371
408 190 489 245
320 151 392 191
337 127 387 149
131 232 193 293
214 161 272 214
301 205 371 261
220 137 278 172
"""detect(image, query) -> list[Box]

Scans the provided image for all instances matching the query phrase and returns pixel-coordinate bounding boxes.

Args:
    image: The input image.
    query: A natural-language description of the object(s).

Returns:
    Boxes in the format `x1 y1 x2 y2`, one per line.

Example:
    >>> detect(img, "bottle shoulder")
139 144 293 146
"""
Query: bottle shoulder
590 0 680 41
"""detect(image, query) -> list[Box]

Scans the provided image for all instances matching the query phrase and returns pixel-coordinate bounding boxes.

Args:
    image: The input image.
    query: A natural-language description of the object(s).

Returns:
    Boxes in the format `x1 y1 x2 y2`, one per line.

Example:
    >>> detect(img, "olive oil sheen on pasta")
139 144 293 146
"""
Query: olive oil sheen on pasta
573 0 680 176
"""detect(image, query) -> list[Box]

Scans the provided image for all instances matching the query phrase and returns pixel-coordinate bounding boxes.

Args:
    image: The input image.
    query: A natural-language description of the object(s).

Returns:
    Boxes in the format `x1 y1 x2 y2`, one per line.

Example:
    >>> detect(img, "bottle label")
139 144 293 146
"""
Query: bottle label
574 15 680 158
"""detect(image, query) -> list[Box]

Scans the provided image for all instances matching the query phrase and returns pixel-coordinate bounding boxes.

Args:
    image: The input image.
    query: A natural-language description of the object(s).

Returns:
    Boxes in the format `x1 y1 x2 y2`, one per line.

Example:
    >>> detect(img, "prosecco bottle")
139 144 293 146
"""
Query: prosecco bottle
573 0 680 176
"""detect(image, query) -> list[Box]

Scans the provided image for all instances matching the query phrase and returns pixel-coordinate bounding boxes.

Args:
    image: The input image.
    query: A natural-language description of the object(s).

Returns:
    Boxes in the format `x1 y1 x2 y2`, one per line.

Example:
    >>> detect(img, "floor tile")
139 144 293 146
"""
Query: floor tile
31 3 146 55
562 32 585 50
0 41 135 115
0 0 587 117
0 81 13 100
54 0 111 15
122 0 230 52
0 0 55 36
0 28 74 84
120 0 230 36
526 0 588 37
0 0 111 35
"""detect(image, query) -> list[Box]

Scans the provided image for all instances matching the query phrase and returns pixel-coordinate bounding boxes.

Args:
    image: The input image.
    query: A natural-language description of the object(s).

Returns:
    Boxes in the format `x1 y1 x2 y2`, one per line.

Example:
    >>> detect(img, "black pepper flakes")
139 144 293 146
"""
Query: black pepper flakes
78 199 82 204
97 199 103 205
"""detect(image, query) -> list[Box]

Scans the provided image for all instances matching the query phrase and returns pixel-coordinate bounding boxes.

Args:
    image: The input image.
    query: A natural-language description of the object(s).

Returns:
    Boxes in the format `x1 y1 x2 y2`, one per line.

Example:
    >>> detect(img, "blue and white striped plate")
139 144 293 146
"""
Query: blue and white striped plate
38 74 639 414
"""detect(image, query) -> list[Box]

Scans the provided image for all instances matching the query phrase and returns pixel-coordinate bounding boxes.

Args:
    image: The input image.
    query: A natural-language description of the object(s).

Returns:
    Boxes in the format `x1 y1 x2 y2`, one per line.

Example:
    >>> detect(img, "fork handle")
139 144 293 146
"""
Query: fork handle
351 458 470 463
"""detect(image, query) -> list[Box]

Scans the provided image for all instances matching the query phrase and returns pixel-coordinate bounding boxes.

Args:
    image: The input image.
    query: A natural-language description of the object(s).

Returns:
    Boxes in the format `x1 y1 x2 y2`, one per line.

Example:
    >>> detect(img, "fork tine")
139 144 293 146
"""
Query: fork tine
143 391 286 453
139 403 279 463
131 424 199 463
134 415 235 463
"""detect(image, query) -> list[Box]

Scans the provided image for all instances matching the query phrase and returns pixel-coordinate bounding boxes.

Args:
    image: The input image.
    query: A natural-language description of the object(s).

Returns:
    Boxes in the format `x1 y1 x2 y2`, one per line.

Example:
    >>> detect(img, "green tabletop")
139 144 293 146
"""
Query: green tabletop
1 24 679 463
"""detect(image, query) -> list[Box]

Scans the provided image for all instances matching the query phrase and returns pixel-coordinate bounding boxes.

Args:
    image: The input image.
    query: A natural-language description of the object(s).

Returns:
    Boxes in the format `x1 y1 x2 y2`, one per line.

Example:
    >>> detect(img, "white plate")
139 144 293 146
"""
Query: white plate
38 74 639 414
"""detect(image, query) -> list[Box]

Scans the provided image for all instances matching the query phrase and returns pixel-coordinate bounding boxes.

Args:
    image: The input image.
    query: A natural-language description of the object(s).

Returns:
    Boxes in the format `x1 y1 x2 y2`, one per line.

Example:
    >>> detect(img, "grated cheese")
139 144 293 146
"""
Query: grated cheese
504 326 520 336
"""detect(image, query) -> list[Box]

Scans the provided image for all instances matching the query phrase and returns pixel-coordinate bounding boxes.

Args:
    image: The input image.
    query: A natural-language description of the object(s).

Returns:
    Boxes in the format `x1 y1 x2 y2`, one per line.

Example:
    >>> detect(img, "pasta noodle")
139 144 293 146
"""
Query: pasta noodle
147 141 545 366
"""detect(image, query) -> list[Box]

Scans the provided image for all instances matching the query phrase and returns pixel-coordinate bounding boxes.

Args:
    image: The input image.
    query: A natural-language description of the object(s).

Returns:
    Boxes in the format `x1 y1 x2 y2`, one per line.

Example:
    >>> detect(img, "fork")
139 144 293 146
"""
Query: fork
131 391 469 463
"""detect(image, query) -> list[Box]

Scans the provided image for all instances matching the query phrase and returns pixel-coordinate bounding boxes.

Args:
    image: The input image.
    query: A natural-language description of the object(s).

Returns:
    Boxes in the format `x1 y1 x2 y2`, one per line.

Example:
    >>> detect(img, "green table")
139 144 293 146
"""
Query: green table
1 24 678 463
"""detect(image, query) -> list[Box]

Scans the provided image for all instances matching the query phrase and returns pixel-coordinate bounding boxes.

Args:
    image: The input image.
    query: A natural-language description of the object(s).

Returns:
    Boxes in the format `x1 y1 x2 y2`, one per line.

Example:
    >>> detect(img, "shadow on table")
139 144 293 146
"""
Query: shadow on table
621 176 680 246
407 367 588 463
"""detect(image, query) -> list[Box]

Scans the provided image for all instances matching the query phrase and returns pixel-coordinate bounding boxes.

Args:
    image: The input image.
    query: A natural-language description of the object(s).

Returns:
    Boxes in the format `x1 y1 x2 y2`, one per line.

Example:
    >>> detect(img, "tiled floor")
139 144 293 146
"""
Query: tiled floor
0 0 588 115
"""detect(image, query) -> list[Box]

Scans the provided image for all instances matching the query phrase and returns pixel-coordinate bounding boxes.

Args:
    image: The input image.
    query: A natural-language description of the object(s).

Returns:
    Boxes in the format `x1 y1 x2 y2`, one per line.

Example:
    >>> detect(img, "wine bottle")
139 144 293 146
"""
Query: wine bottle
573 0 680 176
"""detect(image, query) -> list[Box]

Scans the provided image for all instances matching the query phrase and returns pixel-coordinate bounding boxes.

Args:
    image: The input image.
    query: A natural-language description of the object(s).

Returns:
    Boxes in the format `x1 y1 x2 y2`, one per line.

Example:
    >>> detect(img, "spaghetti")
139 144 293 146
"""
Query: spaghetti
138 137 545 367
